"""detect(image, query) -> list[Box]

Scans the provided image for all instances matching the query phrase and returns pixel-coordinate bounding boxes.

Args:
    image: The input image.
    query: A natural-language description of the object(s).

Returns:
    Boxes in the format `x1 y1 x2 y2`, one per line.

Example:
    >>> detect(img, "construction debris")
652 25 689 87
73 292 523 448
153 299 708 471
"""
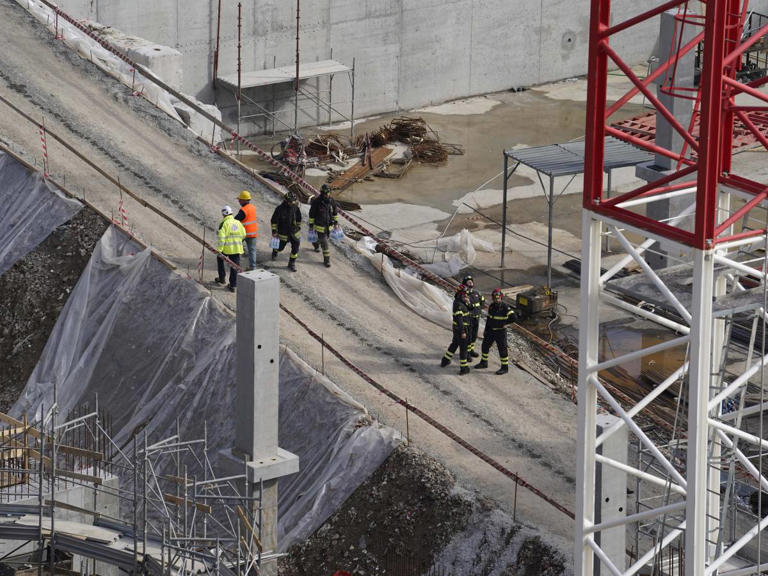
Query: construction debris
257 116 464 203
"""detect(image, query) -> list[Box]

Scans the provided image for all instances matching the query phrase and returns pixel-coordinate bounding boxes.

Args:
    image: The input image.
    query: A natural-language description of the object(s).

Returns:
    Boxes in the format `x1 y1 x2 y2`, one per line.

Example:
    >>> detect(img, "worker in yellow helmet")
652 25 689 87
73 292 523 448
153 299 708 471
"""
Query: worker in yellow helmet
234 190 258 270
215 205 246 292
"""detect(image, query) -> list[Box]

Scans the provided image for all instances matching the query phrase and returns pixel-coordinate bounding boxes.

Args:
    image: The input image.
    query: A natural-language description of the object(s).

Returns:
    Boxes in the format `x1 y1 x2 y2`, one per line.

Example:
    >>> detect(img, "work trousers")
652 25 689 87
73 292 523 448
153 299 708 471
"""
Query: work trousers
481 330 509 367
312 232 330 262
276 234 300 261
443 334 469 368
244 237 257 270
217 253 241 288
468 316 480 353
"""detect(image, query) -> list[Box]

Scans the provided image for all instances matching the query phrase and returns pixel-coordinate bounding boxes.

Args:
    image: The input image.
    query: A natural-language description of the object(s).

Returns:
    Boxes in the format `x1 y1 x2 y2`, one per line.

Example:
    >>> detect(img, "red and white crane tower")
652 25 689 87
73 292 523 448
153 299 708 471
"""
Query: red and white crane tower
578 0 768 574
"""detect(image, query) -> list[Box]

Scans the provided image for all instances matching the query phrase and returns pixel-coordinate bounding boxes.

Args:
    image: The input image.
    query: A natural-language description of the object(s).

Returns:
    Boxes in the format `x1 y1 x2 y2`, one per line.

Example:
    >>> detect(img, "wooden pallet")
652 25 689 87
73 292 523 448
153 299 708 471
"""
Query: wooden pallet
328 146 393 191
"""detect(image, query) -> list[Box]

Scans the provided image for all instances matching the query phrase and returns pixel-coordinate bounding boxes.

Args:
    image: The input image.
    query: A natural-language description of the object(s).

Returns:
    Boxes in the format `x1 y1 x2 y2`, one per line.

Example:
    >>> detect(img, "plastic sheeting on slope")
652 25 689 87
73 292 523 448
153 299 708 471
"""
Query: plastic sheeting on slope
0 151 81 276
13 226 398 548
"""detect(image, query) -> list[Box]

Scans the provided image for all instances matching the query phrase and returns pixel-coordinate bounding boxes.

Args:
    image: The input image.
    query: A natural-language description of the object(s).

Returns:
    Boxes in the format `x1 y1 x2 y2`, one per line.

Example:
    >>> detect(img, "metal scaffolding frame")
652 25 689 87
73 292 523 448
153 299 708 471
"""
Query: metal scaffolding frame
0 400 264 576
578 0 768 574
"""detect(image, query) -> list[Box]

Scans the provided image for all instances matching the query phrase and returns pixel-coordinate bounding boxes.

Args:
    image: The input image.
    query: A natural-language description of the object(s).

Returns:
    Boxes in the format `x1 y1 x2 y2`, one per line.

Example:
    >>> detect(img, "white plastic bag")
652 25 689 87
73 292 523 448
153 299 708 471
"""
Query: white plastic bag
330 226 344 241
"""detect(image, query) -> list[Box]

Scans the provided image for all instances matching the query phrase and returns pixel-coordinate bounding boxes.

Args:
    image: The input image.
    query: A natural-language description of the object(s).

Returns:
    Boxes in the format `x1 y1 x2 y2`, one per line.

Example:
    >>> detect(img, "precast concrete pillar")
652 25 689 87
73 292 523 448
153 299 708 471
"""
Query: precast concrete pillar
635 11 697 269
594 414 627 575
235 270 299 576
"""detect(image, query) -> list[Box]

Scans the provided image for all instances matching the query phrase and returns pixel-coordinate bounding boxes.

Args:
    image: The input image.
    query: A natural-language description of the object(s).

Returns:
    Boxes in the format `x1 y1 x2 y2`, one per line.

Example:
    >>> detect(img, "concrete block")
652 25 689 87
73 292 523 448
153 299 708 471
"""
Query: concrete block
247 448 300 483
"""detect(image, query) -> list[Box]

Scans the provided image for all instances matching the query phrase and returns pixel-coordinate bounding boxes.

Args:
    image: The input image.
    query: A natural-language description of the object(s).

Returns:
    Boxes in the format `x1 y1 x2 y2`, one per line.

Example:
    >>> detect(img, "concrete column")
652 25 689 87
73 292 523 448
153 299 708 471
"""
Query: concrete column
235 270 299 576
635 11 697 269
594 414 628 575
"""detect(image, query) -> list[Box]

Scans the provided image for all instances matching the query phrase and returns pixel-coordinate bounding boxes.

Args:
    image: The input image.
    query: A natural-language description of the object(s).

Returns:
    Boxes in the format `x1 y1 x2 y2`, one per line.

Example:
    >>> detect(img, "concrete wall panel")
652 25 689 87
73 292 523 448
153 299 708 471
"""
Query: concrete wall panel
55 0 668 132
397 0 473 109
469 0 542 93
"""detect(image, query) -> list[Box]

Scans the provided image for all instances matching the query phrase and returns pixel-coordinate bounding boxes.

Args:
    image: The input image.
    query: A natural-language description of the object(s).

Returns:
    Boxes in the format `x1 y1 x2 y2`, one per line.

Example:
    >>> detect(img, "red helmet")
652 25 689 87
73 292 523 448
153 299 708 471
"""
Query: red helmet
492 288 503 299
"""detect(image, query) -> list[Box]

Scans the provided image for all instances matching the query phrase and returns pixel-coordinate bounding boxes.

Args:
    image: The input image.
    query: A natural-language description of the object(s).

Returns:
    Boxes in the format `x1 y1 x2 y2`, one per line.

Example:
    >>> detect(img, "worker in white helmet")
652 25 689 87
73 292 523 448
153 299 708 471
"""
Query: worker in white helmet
215 205 246 292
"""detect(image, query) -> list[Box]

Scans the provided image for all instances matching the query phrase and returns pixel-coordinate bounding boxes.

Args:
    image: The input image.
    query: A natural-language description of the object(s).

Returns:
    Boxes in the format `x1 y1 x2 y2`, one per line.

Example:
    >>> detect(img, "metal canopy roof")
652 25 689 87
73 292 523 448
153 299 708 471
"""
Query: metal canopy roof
504 136 653 177
217 59 350 89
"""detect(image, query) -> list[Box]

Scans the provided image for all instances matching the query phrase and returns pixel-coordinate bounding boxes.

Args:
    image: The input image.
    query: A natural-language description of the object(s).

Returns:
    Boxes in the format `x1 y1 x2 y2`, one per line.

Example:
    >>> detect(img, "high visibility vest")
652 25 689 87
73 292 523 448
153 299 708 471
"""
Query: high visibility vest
217 215 246 255
240 203 258 238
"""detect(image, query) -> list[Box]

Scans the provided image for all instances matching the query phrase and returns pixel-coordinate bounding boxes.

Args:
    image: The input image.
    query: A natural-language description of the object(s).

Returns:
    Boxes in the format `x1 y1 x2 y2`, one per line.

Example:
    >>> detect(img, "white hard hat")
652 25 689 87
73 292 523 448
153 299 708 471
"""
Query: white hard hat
221 205 233 216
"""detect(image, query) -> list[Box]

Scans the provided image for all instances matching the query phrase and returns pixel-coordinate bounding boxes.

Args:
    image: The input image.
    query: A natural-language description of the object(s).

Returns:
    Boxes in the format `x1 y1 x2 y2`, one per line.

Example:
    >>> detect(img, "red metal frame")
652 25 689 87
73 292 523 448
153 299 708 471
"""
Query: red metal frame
584 0 768 250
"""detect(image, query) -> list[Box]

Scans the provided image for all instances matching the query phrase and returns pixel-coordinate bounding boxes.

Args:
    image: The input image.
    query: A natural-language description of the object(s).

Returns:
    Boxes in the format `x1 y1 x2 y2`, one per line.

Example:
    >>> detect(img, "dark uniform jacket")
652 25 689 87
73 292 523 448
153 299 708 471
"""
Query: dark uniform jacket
467 289 485 319
271 202 302 237
309 195 338 232
452 297 470 335
485 301 515 332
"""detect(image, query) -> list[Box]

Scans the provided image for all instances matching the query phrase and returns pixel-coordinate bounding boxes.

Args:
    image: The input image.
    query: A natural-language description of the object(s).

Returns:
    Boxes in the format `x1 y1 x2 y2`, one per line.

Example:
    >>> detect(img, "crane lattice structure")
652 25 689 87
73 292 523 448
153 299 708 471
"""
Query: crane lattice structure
578 0 768 574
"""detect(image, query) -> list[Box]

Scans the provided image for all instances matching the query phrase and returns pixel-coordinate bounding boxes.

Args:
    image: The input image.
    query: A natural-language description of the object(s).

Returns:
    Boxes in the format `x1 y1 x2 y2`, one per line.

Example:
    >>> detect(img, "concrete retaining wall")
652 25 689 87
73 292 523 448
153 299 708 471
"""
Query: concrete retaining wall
52 0 768 133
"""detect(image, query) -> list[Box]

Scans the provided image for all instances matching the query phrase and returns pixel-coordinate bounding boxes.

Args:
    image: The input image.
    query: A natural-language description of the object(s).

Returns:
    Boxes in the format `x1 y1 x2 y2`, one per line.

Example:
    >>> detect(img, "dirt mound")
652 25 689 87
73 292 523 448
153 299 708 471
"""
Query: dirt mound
279 444 569 576
0 207 108 411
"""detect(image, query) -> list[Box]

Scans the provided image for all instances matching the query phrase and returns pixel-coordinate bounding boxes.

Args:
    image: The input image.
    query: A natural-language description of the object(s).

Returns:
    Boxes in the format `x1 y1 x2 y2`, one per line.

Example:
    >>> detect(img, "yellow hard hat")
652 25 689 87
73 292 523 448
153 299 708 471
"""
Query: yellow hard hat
238 190 251 201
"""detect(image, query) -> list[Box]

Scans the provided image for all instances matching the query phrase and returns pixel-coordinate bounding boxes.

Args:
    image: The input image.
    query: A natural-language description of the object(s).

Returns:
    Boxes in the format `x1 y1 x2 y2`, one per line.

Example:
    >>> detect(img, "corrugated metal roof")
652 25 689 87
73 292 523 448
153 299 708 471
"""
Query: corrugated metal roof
218 60 351 89
505 136 653 176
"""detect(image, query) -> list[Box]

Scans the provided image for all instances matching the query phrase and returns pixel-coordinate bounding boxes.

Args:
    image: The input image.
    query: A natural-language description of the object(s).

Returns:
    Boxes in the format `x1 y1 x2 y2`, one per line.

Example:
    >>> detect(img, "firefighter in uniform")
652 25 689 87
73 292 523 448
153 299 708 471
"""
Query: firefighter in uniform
475 288 515 374
462 274 485 358
270 192 302 271
308 184 339 267
234 190 258 270
215 205 246 292
440 284 472 375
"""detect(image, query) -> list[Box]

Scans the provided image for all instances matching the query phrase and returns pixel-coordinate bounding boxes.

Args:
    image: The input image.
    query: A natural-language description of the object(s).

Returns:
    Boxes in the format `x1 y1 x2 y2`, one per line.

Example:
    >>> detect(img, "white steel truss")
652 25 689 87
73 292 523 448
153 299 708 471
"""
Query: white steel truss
577 204 768 575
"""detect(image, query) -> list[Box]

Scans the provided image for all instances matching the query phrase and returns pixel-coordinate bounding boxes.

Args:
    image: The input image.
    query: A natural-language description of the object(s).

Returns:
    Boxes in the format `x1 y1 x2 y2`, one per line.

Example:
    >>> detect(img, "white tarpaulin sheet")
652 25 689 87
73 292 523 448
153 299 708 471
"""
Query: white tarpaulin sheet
0 151 81 276
13 226 398 548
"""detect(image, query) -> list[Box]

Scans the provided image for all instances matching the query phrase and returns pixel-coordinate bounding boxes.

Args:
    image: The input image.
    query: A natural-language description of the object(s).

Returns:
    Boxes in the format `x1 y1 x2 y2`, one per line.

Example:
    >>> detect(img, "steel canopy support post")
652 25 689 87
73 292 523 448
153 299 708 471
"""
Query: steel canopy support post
576 211 602 576
547 176 554 289
501 152 508 274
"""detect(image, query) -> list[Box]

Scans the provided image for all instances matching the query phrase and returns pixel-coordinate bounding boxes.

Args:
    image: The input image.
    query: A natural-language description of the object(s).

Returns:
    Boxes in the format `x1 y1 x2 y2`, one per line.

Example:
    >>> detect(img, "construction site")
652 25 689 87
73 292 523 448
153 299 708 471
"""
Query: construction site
7 0 768 574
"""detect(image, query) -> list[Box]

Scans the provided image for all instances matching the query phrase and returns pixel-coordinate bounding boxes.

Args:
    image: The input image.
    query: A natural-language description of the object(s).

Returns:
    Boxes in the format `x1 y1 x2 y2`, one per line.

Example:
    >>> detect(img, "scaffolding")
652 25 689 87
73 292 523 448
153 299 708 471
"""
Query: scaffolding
0 400 264 576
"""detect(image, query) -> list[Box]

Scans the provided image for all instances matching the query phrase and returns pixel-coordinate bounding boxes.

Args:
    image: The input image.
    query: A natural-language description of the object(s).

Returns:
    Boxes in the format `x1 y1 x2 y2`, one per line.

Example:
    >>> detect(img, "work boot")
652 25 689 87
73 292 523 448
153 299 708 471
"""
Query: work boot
495 366 509 375
271 249 278 261
440 357 451 368
475 360 488 369
324 257 331 268
459 366 471 375
288 261 297 272
469 350 480 358
214 277 225 285
313 242 320 252
227 286 236 293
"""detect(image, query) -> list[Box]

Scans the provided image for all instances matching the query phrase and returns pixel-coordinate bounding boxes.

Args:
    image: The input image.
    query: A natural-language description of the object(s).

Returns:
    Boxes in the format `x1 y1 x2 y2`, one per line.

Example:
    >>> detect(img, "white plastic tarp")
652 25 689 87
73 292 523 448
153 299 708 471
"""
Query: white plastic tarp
13 226 398 548
0 151 81 276
416 229 495 278
348 236 453 330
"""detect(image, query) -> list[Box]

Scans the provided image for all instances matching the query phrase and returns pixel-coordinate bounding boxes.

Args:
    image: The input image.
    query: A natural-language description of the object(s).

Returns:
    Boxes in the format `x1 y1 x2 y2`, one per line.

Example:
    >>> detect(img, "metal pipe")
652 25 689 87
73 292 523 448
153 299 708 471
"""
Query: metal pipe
49 408 56 576
213 0 222 89
294 0 300 133
350 58 355 140
237 2 242 156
